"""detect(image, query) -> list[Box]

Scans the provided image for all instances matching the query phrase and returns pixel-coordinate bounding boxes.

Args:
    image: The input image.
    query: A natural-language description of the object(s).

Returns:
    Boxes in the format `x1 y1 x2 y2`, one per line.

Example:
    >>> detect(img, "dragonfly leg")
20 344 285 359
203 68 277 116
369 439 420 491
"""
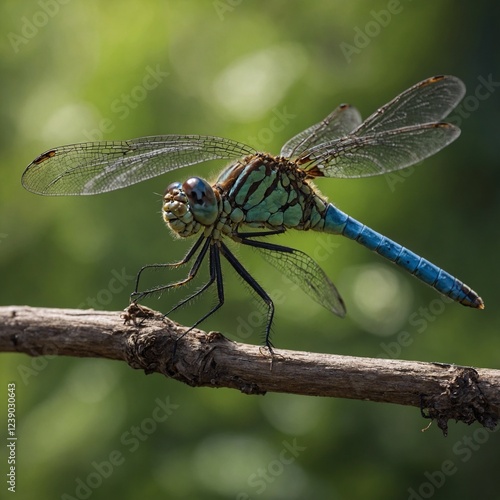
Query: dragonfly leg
237 233 347 319
168 243 225 322
234 228 286 239
130 235 210 303
173 243 226 351
238 234 295 253
132 234 207 296
219 241 275 353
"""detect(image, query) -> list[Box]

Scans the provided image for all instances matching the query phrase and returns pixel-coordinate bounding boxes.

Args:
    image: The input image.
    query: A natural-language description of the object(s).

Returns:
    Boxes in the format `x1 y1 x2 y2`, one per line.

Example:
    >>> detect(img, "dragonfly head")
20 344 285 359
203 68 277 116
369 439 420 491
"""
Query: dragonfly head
163 177 219 237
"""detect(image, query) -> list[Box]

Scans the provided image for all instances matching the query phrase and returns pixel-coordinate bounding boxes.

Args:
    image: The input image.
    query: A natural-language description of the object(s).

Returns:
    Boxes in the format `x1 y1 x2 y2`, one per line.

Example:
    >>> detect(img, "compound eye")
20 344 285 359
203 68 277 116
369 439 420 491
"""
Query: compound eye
182 177 218 225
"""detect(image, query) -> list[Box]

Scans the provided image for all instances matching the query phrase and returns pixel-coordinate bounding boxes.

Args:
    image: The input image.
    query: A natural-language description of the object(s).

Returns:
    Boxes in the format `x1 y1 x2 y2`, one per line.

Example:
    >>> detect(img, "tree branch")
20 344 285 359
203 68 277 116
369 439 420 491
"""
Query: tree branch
1 305 498 435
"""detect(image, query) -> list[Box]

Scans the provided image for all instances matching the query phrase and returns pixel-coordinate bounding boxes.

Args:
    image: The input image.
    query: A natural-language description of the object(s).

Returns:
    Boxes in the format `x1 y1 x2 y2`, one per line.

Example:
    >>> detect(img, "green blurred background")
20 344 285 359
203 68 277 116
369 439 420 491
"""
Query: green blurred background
1 1 499 498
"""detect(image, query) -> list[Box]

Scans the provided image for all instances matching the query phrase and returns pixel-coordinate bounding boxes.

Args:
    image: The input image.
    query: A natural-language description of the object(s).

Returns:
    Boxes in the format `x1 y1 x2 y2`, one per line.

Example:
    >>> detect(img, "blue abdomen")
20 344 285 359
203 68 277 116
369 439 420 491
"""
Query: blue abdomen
323 204 483 309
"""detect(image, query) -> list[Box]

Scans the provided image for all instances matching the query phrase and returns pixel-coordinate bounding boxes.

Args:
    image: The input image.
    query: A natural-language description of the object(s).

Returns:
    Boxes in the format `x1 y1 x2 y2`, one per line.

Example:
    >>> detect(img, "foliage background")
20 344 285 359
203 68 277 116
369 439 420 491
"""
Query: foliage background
1 1 499 498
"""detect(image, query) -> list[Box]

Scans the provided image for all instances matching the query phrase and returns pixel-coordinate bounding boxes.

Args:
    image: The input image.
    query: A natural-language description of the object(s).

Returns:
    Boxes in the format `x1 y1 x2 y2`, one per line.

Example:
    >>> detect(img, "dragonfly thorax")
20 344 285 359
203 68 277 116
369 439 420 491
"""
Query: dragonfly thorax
163 177 220 237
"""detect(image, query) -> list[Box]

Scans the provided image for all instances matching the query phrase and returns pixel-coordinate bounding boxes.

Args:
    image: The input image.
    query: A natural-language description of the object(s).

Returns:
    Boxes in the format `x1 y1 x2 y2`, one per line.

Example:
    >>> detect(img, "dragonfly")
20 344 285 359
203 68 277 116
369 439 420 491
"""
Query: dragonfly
22 75 484 350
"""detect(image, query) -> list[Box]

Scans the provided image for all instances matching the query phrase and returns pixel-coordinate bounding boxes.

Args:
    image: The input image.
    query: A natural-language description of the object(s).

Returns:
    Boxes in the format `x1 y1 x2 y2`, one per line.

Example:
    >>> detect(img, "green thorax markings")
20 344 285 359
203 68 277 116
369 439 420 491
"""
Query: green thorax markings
215 153 329 233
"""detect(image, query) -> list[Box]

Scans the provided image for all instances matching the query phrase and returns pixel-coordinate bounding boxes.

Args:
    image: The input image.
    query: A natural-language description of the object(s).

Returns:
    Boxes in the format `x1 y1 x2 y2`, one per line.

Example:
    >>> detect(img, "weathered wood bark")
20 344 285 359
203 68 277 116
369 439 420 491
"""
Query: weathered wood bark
1 305 498 435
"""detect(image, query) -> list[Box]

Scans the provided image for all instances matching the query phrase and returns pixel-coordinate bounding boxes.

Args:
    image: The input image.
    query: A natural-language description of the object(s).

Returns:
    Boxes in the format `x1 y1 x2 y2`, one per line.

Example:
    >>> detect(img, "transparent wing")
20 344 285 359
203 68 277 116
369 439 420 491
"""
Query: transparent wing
280 104 362 158
303 122 460 178
353 75 465 135
22 135 255 195
295 75 465 178
255 245 346 318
